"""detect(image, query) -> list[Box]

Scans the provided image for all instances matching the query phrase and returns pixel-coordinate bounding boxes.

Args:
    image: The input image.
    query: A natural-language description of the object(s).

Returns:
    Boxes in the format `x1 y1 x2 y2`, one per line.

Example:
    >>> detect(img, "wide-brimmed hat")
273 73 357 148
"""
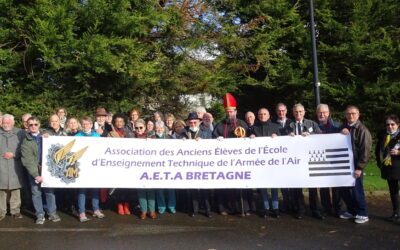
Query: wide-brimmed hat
185 112 202 121
95 107 108 116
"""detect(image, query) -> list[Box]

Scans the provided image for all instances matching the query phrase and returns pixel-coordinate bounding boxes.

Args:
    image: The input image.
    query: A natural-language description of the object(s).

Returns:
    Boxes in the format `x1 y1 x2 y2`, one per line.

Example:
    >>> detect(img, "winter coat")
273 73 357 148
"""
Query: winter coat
375 129 400 180
0 127 24 189
340 120 372 170
251 120 281 137
21 132 41 178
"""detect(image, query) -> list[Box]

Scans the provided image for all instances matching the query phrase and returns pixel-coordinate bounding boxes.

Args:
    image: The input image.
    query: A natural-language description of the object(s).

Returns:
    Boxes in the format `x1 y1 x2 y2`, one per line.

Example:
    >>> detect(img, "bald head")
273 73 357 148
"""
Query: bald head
49 114 61 131
257 108 270 122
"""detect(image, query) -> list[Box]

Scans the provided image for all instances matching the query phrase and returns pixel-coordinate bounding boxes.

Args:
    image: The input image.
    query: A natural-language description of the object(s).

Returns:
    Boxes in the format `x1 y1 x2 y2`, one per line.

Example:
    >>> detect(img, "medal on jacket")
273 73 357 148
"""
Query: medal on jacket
234 126 246 138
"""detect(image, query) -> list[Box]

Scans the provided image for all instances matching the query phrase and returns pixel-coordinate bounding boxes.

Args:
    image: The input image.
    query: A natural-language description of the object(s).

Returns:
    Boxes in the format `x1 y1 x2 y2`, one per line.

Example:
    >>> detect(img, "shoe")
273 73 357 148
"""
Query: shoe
139 212 147 220
169 208 176 214
35 215 45 225
220 211 228 216
12 213 23 219
93 210 105 218
312 211 325 220
354 215 369 224
205 211 212 218
388 214 399 222
263 210 269 219
188 212 195 217
339 211 354 220
123 203 131 215
0 215 5 221
158 208 166 214
149 211 157 219
118 203 125 215
295 212 304 219
272 209 280 218
79 213 90 223
245 212 251 216
49 214 61 222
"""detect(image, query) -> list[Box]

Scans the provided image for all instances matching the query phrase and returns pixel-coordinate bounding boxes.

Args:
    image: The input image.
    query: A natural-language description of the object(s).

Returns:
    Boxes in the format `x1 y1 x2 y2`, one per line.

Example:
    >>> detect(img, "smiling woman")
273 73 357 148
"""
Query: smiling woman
375 114 400 222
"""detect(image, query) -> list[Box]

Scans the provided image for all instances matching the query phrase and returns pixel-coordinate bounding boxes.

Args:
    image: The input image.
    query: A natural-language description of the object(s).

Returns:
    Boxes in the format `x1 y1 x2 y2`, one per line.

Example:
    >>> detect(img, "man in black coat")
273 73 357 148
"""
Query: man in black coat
250 108 281 218
271 103 293 213
289 103 324 220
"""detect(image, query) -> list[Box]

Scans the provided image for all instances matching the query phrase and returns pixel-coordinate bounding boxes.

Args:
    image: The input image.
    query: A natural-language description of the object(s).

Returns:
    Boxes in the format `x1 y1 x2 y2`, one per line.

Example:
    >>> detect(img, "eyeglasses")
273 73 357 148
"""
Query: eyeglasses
28 123 39 127
386 123 396 126
346 112 359 115
135 126 144 129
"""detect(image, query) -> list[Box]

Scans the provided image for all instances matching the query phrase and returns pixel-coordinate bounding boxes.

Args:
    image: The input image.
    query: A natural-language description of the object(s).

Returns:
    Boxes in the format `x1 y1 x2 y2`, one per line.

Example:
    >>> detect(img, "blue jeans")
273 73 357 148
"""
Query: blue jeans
259 188 279 210
138 189 156 212
340 173 368 216
29 177 57 217
78 189 100 214
156 189 176 211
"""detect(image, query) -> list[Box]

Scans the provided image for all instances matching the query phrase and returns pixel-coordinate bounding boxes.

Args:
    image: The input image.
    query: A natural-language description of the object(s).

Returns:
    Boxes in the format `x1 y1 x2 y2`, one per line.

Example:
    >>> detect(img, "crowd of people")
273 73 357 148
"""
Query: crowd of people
0 93 399 225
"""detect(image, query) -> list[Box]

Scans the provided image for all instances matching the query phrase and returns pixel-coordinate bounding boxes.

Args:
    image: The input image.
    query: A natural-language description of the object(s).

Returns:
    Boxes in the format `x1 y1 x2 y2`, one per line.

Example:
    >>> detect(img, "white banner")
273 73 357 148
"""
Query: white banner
41 134 355 188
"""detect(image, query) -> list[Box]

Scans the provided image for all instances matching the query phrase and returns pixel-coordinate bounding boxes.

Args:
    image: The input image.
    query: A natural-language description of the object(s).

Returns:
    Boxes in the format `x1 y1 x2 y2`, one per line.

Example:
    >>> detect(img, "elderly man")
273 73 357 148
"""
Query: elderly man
245 111 256 127
245 111 256 136
195 106 207 120
339 105 372 223
20 113 33 209
21 114 32 132
200 112 215 138
46 114 67 136
185 113 212 217
45 114 74 214
272 103 294 213
0 114 25 220
213 93 249 216
250 108 281 218
21 117 61 224
289 104 324 220
316 104 342 217
94 107 112 137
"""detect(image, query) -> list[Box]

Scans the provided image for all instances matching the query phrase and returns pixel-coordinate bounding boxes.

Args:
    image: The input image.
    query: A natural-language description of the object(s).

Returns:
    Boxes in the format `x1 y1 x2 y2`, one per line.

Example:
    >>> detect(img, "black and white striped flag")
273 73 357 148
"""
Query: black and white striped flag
308 148 352 177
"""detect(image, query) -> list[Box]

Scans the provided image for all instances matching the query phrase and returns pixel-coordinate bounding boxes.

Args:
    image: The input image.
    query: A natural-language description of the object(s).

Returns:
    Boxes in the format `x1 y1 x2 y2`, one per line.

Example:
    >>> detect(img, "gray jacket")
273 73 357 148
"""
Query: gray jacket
0 127 24 189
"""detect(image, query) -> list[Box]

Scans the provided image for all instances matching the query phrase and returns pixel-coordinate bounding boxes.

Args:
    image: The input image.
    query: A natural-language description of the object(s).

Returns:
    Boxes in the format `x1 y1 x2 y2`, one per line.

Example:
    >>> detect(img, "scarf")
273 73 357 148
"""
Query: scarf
381 129 400 166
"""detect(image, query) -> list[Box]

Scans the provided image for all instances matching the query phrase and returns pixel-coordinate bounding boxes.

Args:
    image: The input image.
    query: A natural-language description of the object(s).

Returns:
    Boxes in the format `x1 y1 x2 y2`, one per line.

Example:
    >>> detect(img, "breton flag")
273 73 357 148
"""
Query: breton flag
308 148 352 177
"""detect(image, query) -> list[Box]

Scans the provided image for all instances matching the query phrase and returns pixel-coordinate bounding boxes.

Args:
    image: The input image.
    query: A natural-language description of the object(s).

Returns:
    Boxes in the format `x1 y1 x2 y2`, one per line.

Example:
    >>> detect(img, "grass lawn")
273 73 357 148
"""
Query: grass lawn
364 162 388 192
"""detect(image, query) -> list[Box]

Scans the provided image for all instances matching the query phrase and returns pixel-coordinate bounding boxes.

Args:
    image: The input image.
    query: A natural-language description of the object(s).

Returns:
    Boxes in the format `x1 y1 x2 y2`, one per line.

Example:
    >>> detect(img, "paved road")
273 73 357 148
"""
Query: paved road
0 195 399 250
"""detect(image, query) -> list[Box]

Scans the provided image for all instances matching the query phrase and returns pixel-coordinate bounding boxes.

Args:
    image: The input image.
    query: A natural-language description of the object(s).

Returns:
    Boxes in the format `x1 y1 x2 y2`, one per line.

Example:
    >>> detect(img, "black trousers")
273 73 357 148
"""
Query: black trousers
186 189 211 214
216 189 250 214
388 179 400 214
320 187 342 215
290 188 321 214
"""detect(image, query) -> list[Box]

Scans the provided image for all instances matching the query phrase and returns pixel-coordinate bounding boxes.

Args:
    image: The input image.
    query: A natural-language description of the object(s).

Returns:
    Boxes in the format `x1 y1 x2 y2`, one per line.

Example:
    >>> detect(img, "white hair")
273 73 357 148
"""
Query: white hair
2 114 14 121
195 106 207 113
155 121 165 128
316 103 329 112
293 103 305 110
